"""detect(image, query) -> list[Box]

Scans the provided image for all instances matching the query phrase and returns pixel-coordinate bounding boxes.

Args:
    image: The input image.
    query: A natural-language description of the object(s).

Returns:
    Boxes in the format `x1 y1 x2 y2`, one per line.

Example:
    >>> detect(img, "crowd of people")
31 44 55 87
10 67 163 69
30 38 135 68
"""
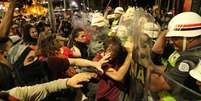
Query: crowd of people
0 0 201 101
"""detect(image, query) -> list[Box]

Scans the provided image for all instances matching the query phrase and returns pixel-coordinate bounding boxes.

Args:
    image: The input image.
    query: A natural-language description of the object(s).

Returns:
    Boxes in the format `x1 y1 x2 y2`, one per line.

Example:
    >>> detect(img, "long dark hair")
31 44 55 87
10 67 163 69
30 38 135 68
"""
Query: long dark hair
103 36 127 66
22 24 38 45
37 34 62 57
66 28 84 48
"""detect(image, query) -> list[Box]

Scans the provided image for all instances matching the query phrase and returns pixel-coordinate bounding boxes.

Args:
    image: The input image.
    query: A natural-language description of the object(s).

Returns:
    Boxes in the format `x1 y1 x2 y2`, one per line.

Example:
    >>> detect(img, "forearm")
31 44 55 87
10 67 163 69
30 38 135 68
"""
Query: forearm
0 1 16 37
69 58 97 67
115 53 132 80
106 53 132 81
8 79 69 101
152 32 166 54
104 10 109 19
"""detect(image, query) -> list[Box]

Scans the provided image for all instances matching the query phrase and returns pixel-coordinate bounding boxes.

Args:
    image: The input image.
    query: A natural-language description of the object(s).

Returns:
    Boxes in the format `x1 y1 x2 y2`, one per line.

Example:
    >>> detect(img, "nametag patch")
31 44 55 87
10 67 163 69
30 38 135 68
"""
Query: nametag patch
178 62 190 72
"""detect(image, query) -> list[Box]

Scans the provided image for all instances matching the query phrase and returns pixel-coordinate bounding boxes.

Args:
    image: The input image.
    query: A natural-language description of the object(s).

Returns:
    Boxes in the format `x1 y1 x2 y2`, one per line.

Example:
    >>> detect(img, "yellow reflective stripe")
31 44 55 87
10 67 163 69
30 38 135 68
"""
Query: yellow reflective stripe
168 51 180 67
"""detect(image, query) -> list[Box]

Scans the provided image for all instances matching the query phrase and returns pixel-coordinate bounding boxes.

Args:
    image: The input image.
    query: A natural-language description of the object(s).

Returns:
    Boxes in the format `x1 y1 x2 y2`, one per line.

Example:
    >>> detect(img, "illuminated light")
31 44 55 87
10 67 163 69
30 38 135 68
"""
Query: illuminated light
15 8 19 10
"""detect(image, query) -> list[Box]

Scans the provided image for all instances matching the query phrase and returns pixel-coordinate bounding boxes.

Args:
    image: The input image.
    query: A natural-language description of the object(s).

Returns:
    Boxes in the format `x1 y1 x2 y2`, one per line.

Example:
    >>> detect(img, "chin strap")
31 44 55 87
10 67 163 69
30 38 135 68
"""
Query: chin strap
182 37 187 51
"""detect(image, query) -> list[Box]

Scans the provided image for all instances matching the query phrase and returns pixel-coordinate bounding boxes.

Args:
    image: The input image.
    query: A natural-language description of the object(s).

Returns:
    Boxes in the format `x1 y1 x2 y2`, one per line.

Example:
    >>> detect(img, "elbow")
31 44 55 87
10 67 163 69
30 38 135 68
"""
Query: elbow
110 75 124 82
152 48 163 55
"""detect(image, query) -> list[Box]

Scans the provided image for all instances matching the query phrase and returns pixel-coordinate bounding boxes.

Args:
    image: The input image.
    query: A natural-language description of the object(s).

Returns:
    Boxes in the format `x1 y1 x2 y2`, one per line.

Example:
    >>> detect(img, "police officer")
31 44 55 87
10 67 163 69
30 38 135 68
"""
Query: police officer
150 12 201 100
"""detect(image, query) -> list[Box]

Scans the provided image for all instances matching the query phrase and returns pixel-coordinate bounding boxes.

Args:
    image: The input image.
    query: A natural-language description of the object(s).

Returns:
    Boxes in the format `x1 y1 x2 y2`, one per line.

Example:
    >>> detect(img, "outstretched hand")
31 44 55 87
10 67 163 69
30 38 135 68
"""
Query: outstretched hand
96 52 111 73
66 72 97 88
124 39 134 53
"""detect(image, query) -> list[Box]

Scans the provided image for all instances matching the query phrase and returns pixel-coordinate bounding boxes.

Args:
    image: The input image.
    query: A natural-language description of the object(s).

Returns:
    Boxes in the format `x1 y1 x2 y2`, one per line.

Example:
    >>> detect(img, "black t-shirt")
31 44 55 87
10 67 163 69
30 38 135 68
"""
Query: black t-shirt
164 46 201 100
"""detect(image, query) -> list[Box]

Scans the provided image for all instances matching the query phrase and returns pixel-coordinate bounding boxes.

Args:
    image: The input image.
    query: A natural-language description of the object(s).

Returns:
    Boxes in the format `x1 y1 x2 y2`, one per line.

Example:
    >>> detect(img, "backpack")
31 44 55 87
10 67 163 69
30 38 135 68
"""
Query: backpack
12 46 49 86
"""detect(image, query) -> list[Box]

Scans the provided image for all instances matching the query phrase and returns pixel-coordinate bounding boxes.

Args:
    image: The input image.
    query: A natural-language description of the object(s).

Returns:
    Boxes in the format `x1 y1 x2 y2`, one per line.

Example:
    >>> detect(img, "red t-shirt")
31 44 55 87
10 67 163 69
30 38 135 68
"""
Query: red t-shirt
94 53 124 101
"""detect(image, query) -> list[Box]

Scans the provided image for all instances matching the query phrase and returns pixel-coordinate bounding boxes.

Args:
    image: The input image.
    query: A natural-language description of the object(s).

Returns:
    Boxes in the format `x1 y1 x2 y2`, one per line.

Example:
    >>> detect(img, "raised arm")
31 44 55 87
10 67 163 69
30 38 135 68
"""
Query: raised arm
0 1 16 37
104 6 112 19
105 40 133 82
152 30 167 54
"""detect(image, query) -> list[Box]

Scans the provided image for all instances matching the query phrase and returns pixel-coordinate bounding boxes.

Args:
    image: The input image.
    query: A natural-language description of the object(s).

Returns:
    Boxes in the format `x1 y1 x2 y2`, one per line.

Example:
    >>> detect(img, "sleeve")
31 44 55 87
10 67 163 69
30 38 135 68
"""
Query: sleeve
8 78 69 101
151 51 163 65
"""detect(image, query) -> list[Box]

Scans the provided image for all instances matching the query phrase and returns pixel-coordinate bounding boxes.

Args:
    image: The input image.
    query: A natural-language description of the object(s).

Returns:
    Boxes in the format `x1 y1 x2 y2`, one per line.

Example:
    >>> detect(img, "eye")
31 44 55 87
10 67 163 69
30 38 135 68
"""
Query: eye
81 35 85 38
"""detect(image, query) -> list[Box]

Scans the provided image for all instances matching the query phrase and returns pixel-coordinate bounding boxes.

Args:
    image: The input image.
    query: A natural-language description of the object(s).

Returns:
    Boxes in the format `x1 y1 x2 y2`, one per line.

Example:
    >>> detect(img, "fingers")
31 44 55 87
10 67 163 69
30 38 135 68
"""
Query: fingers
100 52 111 63
67 72 97 88
97 67 104 73
102 53 111 60
76 72 97 81
74 84 83 88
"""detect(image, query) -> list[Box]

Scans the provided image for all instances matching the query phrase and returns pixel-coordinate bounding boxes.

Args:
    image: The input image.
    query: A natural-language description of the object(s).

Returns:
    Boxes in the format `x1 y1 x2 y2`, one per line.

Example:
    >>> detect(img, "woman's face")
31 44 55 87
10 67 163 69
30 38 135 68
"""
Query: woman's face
105 45 118 61
29 27 38 39
75 31 90 44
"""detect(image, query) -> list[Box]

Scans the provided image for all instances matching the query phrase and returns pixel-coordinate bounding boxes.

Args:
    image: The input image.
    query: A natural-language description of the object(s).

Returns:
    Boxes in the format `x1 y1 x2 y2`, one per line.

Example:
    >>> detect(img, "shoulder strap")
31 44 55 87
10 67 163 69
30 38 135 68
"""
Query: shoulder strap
8 43 29 65
13 47 32 69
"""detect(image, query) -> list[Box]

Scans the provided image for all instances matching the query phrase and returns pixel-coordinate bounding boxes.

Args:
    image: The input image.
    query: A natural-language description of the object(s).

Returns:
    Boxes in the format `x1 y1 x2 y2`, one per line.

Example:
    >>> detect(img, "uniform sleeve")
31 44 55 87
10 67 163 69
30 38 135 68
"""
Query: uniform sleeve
8 78 69 101
164 59 196 84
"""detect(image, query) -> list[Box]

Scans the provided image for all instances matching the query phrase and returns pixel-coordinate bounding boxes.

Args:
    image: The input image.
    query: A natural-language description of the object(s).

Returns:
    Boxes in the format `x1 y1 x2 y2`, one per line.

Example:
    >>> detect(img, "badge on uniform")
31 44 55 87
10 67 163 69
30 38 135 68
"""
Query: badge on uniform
178 62 190 72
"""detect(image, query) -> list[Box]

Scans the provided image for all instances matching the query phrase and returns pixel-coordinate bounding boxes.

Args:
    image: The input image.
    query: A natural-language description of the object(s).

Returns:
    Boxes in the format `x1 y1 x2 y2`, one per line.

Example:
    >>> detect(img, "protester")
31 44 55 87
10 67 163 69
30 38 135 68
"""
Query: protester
0 72 97 101
0 37 15 91
1 0 201 101
95 36 133 101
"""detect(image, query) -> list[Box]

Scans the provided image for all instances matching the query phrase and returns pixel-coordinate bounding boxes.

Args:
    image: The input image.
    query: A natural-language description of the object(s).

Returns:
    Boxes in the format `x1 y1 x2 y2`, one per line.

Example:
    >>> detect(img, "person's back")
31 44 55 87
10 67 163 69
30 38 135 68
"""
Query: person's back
0 63 15 91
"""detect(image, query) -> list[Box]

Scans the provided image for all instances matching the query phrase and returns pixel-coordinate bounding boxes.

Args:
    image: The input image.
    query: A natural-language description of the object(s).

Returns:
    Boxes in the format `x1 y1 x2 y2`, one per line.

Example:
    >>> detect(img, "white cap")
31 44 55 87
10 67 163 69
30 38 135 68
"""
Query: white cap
114 7 124 14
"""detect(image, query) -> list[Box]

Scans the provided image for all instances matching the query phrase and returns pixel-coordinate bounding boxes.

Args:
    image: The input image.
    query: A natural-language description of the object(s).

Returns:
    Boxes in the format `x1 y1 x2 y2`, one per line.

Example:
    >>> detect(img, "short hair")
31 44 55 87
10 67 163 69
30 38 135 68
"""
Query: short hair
103 36 127 66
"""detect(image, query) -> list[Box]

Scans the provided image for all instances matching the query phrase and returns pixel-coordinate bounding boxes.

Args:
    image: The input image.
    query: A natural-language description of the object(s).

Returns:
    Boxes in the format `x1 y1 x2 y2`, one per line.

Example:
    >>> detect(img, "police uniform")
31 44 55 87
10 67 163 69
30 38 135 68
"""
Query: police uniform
164 46 201 100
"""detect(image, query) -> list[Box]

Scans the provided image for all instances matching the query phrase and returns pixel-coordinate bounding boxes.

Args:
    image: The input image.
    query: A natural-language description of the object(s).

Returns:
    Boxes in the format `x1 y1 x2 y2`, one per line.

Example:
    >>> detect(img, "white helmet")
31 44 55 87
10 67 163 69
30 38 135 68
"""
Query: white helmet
114 7 124 15
69 1 79 11
190 60 201 82
166 12 201 37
